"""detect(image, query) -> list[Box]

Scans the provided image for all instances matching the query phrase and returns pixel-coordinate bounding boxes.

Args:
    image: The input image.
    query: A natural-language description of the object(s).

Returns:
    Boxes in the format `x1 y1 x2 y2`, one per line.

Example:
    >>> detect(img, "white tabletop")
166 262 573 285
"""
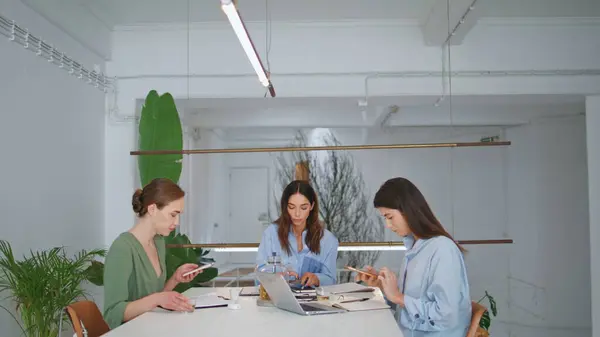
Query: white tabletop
102 287 403 337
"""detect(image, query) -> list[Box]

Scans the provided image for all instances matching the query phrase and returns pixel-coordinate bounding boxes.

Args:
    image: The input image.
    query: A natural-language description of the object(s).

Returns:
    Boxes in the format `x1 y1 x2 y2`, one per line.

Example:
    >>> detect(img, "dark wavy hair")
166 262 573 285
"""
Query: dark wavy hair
374 177 466 253
274 180 324 255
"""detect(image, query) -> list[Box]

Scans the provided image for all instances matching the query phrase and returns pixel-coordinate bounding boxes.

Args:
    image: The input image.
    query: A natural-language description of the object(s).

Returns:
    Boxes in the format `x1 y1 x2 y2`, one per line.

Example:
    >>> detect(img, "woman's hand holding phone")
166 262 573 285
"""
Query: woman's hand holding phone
353 265 381 287
174 263 203 283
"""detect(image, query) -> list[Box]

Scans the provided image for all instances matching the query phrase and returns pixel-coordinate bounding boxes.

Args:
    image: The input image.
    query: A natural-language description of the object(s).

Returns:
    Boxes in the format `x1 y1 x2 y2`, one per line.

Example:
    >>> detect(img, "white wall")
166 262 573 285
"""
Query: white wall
0 0 106 335
498 114 589 336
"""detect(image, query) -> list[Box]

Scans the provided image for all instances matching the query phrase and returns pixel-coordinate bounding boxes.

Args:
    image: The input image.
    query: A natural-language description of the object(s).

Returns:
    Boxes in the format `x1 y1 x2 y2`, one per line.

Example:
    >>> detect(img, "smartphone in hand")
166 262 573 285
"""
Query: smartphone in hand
182 262 215 277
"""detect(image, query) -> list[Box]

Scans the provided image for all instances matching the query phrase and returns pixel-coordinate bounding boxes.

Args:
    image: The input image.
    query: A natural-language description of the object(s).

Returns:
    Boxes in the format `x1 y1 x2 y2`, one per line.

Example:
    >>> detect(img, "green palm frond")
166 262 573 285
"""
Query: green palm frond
0 240 106 337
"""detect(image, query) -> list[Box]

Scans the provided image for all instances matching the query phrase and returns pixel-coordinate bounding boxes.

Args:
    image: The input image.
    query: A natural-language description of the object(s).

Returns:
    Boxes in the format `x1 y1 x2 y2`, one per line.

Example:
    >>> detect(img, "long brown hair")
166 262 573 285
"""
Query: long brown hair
274 180 324 255
373 177 466 253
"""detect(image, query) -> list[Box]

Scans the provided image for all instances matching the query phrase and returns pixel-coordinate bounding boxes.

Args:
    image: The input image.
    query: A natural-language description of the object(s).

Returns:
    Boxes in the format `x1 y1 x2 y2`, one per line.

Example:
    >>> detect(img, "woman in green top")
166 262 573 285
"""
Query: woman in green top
103 178 203 329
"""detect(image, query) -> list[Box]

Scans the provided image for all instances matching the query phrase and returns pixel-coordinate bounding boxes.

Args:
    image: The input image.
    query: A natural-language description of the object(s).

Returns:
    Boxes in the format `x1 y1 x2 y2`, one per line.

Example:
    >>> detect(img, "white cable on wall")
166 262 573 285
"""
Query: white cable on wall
0 13 113 92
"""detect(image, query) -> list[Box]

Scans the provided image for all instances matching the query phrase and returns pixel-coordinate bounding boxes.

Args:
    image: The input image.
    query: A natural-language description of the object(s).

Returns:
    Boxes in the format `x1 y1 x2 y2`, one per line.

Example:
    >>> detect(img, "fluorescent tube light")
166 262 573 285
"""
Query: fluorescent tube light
220 0 275 97
338 245 406 251
214 247 259 253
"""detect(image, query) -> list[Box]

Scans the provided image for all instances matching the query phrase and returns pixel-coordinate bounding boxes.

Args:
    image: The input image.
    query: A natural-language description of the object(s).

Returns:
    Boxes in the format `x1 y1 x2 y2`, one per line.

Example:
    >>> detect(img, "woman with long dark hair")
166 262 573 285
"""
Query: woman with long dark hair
256 180 339 286
356 177 471 337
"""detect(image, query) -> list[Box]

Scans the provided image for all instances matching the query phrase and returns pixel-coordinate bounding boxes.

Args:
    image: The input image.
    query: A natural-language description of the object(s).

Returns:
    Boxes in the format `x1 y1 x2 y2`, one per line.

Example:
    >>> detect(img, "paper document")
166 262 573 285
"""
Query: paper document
319 282 375 295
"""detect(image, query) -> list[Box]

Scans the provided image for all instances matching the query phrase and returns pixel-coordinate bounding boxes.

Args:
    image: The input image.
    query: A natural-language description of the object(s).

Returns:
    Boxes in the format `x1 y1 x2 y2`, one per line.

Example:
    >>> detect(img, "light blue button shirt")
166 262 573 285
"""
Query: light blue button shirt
392 235 472 337
256 224 339 286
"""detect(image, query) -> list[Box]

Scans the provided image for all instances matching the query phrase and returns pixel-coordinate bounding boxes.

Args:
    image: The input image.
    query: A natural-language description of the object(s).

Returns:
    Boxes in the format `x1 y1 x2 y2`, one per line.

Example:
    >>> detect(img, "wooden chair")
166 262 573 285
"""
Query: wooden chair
466 301 488 337
65 300 110 337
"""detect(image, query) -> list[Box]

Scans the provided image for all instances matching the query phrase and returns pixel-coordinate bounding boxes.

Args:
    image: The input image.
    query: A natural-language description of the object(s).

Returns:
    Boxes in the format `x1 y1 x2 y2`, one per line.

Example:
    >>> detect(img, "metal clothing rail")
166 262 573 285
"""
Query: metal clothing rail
0 12 112 92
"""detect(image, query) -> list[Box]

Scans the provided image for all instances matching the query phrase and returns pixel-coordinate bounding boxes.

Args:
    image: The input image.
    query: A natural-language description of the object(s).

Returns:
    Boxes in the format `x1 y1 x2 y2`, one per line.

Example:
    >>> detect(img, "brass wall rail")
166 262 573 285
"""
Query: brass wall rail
167 239 513 249
131 141 511 156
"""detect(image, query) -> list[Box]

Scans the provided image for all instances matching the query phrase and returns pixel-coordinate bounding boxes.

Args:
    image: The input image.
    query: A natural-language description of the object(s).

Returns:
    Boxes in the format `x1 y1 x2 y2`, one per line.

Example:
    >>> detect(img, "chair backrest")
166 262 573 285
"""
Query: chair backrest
466 301 488 337
65 300 110 337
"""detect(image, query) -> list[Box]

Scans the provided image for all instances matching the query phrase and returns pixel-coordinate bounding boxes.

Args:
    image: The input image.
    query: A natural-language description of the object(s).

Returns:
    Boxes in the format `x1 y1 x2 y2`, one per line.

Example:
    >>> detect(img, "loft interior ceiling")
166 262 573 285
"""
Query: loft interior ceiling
16 0 600 59
14 0 597 137
21 0 600 30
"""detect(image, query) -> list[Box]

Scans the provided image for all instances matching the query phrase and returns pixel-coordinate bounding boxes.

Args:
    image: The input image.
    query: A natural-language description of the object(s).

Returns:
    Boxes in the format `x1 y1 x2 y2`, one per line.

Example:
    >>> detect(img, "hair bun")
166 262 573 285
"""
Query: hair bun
132 189 144 215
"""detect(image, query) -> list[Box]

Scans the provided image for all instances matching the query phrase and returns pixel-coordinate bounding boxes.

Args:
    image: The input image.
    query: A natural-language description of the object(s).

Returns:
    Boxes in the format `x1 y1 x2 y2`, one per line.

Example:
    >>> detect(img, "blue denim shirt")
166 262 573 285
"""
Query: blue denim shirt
393 235 472 337
256 224 339 286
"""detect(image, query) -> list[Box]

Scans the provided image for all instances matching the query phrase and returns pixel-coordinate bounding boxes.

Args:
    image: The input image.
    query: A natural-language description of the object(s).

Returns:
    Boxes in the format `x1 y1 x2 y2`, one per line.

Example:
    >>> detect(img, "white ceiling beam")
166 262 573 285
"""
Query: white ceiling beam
421 0 479 46
372 105 400 127
183 109 369 128
387 104 581 127
182 103 583 129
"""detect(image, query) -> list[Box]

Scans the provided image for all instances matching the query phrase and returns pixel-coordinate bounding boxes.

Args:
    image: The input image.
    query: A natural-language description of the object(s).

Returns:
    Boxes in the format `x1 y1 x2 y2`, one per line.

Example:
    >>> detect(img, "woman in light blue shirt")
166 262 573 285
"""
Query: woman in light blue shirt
357 177 471 337
257 180 339 286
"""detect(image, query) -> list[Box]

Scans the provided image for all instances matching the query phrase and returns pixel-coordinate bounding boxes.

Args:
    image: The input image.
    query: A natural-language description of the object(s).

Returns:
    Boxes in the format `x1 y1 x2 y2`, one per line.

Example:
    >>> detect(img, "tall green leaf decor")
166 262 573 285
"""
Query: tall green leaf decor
136 90 219 289
138 90 183 186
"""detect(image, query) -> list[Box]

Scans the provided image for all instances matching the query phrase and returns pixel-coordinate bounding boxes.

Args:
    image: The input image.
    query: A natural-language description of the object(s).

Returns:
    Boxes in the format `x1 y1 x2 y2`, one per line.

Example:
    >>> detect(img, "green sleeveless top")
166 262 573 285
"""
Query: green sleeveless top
102 232 167 329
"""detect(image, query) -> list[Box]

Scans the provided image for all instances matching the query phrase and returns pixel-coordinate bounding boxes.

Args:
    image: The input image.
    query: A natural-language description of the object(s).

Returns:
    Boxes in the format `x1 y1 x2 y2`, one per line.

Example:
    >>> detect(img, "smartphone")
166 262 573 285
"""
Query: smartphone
290 283 316 292
290 282 315 291
182 263 215 277
345 265 378 277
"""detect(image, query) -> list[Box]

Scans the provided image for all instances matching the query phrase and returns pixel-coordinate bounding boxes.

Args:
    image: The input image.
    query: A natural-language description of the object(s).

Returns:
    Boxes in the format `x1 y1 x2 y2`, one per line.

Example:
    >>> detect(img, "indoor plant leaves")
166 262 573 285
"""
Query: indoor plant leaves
164 232 218 293
137 90 183 186
0 240 106 337
478 290 498 332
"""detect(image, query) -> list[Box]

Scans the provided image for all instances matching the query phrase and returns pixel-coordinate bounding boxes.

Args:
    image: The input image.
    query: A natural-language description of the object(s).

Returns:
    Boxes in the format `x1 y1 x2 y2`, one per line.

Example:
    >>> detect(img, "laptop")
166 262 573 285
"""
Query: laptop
257 272 346 316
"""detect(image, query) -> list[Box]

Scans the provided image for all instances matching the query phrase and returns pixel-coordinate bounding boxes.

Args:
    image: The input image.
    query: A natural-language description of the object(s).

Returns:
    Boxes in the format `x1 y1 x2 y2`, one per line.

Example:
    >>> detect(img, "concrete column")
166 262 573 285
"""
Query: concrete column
587 95 600 337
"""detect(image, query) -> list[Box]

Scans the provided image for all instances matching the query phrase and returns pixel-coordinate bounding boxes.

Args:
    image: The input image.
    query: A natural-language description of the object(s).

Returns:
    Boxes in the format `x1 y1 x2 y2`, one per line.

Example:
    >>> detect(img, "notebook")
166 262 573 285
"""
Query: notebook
156 294 229 311
192 294 230 309
331 298 391 312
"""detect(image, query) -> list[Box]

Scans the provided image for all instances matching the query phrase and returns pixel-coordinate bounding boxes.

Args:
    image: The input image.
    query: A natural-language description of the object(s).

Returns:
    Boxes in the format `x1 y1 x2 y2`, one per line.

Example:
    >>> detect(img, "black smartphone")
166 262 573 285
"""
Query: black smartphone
290 282 315 292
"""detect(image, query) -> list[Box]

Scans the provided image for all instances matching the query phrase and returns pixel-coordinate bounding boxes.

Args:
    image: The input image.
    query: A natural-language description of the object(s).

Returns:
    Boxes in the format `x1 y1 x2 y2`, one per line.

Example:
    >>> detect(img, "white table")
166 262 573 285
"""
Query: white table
102 287 403 337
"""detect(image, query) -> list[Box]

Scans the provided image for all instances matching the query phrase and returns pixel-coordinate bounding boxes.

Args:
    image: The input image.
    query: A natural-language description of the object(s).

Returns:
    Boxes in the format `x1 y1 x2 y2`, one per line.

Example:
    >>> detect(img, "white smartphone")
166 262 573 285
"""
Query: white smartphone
182 263 215 277
345 265 378 277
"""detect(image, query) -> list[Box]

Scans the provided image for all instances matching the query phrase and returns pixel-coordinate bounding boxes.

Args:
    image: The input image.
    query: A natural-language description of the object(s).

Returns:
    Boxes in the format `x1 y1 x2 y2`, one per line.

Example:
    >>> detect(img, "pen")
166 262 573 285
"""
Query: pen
341 298 370 304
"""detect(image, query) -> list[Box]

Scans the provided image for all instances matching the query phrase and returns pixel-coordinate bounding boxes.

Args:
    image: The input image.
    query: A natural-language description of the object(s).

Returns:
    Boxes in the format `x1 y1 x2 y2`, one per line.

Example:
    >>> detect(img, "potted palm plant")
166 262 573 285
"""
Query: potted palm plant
0 240 105 337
